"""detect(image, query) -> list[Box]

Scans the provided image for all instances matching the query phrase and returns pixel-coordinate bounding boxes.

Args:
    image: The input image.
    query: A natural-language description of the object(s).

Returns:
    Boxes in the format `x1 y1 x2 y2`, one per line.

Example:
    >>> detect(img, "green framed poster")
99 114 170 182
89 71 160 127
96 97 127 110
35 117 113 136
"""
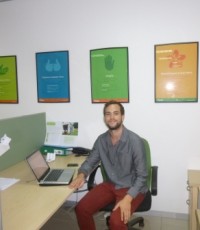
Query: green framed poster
0 56 18 103
90 47 129 103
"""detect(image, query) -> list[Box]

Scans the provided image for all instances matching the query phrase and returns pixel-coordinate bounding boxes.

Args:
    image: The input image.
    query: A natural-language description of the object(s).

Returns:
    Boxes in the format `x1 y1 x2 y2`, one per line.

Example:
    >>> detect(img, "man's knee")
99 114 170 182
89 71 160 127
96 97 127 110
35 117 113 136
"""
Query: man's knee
75 199 94 217
109 212 127 230
75 201 87 216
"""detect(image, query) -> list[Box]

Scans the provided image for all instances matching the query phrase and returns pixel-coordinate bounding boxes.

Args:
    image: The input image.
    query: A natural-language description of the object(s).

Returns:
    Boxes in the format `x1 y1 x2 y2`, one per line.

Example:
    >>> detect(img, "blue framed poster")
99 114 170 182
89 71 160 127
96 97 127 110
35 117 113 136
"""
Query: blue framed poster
36 51 70 103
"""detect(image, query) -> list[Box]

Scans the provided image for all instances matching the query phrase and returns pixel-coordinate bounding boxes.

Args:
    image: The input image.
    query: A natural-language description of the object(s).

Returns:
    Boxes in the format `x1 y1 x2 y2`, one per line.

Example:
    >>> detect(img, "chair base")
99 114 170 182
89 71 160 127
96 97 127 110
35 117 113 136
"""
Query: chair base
128 216 144 229
106 216 144 229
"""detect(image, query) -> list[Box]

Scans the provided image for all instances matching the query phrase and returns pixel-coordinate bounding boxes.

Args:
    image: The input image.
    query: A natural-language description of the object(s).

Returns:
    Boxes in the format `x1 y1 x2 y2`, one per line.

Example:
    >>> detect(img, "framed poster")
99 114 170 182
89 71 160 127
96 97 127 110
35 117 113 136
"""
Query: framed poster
36 51 70 103
155 42 198 102
90 47 129 103
0 56 18 103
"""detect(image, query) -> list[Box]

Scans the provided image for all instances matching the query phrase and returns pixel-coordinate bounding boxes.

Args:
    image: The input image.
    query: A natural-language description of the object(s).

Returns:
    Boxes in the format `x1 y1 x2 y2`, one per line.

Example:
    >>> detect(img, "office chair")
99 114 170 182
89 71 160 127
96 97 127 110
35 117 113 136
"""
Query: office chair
87 138 158 229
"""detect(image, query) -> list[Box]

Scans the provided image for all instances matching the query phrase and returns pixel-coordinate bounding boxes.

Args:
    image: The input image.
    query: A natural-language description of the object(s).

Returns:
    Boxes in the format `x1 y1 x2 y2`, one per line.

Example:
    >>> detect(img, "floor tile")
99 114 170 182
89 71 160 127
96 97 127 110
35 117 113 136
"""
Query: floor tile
161 217 188 230
131 215 162 230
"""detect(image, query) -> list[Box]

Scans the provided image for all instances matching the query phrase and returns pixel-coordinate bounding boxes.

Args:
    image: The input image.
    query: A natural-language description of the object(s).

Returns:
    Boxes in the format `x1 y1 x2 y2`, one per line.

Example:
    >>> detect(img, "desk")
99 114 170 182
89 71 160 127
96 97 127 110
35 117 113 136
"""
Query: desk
0 154 86 230
196 209 200 230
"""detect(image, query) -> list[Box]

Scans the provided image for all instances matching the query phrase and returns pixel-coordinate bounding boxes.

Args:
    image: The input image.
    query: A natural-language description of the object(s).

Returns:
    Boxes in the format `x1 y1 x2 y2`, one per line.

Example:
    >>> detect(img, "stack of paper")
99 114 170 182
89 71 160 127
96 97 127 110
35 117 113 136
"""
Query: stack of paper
0 178 19 191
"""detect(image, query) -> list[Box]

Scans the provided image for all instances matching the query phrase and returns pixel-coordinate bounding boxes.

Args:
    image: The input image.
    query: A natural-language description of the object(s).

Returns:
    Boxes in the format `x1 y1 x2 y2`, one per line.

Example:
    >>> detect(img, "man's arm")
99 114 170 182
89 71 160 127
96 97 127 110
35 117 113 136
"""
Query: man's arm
69 173 86 189
113 194 133 224
128 137 148 197
69 138 101 189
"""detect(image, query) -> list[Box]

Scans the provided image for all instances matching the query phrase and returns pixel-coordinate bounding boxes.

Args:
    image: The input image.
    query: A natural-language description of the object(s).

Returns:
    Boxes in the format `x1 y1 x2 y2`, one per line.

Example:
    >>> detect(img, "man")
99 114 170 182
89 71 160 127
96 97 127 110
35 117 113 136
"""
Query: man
69 100 148 230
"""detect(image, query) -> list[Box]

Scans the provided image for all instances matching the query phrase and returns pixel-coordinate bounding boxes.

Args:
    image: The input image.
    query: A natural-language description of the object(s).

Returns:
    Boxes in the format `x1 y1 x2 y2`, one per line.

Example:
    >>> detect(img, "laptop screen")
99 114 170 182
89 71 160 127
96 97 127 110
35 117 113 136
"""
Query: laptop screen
26 150 49 181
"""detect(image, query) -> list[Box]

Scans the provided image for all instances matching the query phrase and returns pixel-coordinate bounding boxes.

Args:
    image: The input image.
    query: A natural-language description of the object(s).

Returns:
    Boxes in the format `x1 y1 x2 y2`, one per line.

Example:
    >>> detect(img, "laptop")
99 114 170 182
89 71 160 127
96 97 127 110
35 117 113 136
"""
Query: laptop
26 150 75 186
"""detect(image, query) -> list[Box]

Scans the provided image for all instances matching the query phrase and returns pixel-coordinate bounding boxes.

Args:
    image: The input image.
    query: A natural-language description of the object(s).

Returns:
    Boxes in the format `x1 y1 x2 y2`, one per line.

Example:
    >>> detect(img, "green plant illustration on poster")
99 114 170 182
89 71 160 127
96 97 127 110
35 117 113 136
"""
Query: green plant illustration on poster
0 56 18 104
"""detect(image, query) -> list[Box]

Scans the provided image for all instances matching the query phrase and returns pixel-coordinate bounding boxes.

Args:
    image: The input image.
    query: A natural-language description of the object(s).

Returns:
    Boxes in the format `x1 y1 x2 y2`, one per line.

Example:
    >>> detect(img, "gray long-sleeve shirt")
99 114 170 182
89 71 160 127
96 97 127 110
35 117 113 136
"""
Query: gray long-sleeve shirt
78 126 148 198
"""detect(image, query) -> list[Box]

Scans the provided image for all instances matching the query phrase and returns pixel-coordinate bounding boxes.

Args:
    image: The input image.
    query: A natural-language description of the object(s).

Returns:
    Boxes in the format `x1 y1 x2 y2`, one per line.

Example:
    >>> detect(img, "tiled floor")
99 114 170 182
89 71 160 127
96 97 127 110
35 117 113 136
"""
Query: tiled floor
133 215 188 230
41 204 189 230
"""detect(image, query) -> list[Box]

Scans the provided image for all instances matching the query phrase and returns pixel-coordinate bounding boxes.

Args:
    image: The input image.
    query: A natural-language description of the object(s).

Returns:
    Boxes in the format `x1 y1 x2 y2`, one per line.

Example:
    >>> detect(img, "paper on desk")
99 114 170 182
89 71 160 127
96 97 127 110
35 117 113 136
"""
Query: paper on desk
0 178 20 191
0 134 11 157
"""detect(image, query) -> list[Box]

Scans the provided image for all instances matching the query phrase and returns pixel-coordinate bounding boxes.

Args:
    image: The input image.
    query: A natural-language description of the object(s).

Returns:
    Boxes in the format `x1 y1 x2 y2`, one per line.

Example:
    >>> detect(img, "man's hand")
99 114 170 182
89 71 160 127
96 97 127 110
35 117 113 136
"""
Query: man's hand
69 173 85 190
113 194 133 224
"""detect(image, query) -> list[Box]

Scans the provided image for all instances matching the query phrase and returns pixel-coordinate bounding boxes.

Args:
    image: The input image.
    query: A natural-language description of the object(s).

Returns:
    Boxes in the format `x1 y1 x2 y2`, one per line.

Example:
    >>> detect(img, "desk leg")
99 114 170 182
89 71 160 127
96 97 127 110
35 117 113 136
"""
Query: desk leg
0 190 3 230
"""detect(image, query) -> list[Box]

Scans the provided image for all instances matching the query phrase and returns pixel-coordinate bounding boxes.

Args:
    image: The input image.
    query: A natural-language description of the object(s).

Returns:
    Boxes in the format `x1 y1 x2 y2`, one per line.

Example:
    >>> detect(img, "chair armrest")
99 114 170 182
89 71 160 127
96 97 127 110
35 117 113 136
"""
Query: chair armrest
87 165 100 191
151 166 158 196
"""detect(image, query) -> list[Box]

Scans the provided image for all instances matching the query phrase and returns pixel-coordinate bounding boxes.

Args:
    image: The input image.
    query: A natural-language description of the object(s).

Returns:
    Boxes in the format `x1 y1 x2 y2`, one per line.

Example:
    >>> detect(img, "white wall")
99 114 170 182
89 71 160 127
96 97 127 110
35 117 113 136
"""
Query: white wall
1 0 200 215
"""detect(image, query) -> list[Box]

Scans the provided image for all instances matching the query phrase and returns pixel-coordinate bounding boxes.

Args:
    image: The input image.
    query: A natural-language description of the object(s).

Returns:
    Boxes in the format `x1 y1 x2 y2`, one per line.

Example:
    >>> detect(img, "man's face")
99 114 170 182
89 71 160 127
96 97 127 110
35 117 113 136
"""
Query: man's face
104 104 124 130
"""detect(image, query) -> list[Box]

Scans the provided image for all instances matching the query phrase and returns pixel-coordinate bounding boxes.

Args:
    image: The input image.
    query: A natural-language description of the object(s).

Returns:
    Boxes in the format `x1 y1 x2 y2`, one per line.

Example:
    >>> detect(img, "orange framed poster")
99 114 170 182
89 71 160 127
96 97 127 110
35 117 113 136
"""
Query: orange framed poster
155 42 198 102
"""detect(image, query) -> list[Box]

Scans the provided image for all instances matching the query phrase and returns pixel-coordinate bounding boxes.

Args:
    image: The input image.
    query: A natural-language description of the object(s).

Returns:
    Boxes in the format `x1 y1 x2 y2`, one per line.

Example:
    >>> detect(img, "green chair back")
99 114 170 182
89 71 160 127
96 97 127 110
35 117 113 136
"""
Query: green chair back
142 138 152 189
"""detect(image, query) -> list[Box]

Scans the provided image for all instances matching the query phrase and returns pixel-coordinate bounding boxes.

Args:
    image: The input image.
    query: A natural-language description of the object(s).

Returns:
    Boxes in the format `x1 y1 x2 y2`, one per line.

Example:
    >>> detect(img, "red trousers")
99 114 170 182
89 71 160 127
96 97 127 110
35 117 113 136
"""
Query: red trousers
75 182 145 230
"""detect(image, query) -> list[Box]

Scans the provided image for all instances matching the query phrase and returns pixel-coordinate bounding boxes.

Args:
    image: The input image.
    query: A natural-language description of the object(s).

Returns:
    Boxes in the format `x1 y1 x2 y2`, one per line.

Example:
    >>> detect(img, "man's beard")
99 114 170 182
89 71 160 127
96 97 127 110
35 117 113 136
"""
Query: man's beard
106 121 122 130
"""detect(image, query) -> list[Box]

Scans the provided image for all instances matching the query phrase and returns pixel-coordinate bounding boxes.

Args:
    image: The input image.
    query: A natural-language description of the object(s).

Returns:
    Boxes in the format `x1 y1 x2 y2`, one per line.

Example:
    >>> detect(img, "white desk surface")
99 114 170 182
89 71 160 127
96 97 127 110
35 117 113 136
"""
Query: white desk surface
0 154 86 230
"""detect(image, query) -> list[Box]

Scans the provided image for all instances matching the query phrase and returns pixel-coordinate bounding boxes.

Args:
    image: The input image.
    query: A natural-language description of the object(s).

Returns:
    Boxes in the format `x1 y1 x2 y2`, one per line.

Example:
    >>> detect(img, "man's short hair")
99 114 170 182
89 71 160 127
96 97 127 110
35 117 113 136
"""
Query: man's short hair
103 100 125 115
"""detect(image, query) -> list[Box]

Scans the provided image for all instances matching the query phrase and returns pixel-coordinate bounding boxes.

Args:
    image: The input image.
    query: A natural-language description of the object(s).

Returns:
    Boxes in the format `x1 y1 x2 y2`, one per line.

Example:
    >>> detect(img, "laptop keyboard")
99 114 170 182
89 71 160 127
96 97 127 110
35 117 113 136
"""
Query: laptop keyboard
45 169 64 181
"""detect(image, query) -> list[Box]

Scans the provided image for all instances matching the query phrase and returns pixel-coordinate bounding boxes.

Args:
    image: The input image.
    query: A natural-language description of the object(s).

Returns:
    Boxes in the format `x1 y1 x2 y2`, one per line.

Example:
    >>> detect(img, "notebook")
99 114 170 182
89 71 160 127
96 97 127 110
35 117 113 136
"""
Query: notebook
26 150 75 186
